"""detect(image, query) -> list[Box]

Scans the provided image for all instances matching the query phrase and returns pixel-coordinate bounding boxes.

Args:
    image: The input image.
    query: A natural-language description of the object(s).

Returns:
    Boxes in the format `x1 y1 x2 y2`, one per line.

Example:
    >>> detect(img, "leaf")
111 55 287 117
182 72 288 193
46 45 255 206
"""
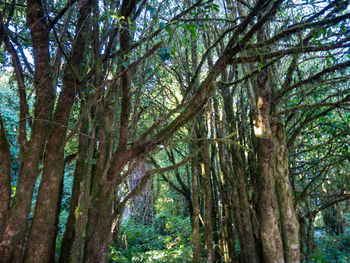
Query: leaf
146 5 156 17
160 52 170 62
189 28 196 39
326 28 332 38
159 22 166 29
165 25 172 37
122 61 128 69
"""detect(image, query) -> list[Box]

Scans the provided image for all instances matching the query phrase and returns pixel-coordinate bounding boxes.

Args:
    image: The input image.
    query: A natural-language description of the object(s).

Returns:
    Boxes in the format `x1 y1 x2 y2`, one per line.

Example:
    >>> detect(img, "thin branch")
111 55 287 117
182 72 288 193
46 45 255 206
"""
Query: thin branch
49 0 79 28
230 42 350 64
251 13 350 49
277 60 350 100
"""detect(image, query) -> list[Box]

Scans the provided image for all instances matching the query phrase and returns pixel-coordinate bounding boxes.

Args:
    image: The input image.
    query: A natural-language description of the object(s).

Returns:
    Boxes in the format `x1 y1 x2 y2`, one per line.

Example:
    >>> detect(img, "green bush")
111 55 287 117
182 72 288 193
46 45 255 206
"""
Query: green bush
311 229 350 262
109 211 192 263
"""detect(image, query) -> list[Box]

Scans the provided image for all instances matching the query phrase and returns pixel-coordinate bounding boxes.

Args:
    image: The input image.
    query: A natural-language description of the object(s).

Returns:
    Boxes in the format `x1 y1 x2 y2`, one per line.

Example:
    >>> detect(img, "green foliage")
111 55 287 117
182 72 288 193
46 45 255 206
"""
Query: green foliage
311 213 350 262
0 74 20 185
109 212 192 263
311 233 350 262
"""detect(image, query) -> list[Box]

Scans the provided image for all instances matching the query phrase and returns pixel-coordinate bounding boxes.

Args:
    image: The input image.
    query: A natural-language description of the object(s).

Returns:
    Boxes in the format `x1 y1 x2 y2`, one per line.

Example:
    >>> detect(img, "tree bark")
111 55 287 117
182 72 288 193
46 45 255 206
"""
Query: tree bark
24 1 92 261
255 61 284 263
201 142 214 263
50 173 64 262
129 161 154 225
191 154 201 263
256 136 284 263
69 127 95 263
59 114 89 263
83 181 115 263
273 121 300 263
0 0 55 260
220 87 259 263
0 114 11 227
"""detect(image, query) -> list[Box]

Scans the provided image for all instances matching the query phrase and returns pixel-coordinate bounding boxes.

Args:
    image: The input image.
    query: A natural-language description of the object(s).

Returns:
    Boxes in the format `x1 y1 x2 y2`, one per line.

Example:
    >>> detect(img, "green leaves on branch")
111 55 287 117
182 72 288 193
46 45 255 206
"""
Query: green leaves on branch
184 23 198 40
158 46 172 62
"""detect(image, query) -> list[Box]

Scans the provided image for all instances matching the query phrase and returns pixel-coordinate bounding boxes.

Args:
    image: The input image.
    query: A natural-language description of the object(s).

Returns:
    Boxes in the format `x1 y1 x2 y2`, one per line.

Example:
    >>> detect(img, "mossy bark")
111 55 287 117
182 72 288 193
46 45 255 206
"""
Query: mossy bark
201 143 214 263
83 181 115 263
24 1 92 261
69 129 95 263
191 155 201 263
129 161 154 225
59 116 89 263
273 121 300 263
220 87 259 263
255 64 284 263
0 115 11 227
0 0 55 260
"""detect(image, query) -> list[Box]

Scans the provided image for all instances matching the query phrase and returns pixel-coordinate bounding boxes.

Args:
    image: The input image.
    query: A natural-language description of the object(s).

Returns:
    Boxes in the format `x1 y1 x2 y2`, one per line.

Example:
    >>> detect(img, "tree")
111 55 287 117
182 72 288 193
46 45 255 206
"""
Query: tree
0 0 349 262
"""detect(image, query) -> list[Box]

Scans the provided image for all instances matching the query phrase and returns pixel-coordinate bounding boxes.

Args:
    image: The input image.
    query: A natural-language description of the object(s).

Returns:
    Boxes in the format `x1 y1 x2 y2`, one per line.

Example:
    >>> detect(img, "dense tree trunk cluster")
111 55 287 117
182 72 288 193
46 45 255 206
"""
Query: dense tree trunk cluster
0 0 349 262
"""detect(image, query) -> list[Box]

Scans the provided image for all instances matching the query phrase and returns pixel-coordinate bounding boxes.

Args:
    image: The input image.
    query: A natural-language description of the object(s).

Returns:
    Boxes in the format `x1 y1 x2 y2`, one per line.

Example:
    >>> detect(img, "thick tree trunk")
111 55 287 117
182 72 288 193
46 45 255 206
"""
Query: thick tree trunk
255 63 284 263
83 181 115 263
0 0 55 260
24 131 68 263
273 121 300 263
256 136 284 263
129 161 154 225
0 140 50 263
81 84 116 263
0 115 11 227
23 1 91 261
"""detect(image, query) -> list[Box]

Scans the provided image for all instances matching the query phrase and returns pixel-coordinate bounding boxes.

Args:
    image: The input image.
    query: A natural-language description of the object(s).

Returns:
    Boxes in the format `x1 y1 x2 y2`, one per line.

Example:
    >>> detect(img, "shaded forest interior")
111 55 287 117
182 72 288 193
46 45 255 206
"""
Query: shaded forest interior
0 0 350 262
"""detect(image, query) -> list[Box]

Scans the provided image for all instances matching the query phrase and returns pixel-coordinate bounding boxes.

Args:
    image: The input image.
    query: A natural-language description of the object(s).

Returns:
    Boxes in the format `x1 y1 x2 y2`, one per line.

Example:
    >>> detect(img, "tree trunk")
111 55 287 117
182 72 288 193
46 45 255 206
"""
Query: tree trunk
223 204 237 263
255 59 284 263
273 121 300 263
306 217 314 263
50 174 64 262
191 152 201 263
69 128 95 263
59 115 89 263
0 0 55 260
211 172 221 262
24 1 91 261
201 142 214 263
83 181 115 263
256 135 284 263
0 114 11 227
24 130 69 263
220 88 259 263
129 161 154 225
299 216 306 262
